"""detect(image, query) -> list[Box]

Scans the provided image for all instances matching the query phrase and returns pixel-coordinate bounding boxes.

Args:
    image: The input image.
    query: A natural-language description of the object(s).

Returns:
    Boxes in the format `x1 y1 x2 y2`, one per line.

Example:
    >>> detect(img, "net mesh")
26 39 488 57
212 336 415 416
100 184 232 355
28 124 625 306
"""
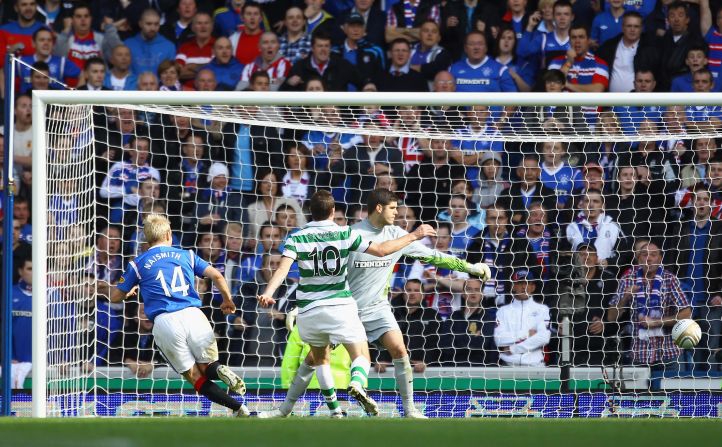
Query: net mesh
33 93 722 418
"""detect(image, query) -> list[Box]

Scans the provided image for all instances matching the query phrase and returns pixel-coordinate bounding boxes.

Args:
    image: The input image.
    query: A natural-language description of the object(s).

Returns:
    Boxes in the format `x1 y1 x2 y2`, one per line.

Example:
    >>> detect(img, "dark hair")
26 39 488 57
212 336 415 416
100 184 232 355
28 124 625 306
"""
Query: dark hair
389 37 411 50
15 93 31 106
241 1 262 14
521 153 540 164
585 188 605 205
694 67 713 81
493 25 517 57
553 0 574 12
543 69 566 85
404 278 422 288
84 56 105 71
668 1 689 15
249 70 271 84
687 44 708 56
32 27 52 41
258 221 276 236
309 190 336 221
464 30 486 45
72 2 91 15
622 11 643 23
275 203 296 214
434 221 452 233
31 60 50 73
367 189 399 215
570 24 590 37
311 30 332 46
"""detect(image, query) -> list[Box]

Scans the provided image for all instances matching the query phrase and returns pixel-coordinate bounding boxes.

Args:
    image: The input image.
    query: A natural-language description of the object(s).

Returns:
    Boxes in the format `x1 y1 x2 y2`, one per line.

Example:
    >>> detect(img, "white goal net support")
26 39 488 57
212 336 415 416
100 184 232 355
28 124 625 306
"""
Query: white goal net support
26 90 722 418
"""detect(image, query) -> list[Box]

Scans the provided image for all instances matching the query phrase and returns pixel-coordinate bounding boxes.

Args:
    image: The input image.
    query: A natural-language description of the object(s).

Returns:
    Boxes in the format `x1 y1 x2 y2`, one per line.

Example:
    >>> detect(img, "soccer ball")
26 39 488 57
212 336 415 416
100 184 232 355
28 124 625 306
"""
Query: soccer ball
671 319 702 349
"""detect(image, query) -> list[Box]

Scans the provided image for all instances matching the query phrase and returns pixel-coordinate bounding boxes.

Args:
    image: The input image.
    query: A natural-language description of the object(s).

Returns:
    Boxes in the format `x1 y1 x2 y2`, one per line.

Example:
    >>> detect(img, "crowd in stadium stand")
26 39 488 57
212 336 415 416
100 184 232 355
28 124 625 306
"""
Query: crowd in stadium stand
3 0 722 381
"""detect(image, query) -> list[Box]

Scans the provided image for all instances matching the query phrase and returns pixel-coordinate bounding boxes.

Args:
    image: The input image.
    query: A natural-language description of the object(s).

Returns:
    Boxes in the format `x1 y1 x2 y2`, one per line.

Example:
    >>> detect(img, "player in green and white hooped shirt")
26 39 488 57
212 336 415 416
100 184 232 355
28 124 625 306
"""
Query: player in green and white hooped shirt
257 190 436 418
268 189 491 418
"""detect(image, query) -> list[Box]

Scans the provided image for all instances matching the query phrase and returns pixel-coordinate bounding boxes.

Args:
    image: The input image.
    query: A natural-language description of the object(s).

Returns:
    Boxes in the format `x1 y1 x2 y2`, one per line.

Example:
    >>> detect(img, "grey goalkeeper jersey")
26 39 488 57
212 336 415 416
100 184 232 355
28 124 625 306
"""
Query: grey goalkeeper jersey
348 219 471 317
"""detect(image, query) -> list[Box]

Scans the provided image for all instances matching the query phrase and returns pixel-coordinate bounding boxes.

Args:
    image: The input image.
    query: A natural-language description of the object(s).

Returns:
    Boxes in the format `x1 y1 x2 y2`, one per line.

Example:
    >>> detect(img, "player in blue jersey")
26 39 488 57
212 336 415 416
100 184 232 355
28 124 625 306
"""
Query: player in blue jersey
111 214 250 417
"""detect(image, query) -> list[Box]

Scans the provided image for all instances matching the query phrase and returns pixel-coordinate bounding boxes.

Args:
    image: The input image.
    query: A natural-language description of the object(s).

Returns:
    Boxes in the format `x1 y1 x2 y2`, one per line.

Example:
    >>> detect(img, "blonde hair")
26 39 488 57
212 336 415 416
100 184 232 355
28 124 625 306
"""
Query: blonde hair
143 213 172 246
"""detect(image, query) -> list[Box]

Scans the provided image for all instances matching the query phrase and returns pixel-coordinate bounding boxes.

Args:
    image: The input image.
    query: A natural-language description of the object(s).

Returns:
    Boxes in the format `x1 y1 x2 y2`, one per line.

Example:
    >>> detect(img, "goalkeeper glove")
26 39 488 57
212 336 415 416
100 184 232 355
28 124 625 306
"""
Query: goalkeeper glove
285 306 299 332
468 262 492 282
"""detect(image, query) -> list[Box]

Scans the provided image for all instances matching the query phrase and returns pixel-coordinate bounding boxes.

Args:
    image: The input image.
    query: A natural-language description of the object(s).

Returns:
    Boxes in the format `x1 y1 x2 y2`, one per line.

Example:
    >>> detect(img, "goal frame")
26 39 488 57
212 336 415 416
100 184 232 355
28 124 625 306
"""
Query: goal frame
30 90 722 417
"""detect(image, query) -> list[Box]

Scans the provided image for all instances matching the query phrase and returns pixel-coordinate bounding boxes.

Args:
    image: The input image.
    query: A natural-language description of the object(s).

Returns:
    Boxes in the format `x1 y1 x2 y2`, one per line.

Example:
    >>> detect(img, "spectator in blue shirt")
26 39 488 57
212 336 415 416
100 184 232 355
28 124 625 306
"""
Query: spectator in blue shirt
539 140 584 210
449 30 517 93
104 45 138 91
671 45 722 92
18 27 81 93
591 0 626 47
202 37 244 91
518 0 574 66
10 257 34 388
124 9 176 75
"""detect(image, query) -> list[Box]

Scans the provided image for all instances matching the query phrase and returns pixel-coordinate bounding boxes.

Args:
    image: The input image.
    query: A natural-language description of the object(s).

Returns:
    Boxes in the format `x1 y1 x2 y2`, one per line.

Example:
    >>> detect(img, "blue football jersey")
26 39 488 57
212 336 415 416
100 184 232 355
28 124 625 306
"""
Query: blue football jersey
117 246 210 321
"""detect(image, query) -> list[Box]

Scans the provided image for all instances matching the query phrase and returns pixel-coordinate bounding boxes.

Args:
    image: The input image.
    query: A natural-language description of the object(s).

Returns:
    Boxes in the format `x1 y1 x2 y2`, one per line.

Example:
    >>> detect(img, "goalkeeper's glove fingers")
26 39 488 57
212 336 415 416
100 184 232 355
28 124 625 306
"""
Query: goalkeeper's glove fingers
285 306 299 332
469 262 492 281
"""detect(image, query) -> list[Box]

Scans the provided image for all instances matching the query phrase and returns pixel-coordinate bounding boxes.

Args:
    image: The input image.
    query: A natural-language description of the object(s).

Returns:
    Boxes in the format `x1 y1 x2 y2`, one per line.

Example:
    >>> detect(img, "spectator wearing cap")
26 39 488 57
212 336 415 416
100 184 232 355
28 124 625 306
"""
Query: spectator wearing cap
104 45 138 91
494 267 551 367
597 11 659 94
449 31 517 93
176 12 215 88
237 32 291 91
278 6 312 65
378 38 428 92
607 241 691 369
440 278 498 366
18 27 81 93
385 0 441 44
337 0 387 48
580 161 606 194
124 9 176 75
201 37 243 91
557 243 618 365
498 154 557 226
55 3 122 70
409 20 451 84
668 184 722 369
333 12 385 90
566 188 622 264
282 31 363 92
229 2 264 65
195 162 236 233
0 0 48 71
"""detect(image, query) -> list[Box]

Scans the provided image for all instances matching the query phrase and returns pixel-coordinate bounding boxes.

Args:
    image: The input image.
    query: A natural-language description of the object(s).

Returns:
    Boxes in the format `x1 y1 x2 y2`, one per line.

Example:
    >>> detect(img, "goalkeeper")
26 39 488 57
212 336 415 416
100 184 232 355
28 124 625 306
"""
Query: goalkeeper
282 189 491 418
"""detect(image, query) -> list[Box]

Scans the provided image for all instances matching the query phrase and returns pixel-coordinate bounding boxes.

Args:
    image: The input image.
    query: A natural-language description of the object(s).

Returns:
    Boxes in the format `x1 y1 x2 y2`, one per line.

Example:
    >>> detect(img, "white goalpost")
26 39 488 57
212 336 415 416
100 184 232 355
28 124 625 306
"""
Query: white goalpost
29 90 722 418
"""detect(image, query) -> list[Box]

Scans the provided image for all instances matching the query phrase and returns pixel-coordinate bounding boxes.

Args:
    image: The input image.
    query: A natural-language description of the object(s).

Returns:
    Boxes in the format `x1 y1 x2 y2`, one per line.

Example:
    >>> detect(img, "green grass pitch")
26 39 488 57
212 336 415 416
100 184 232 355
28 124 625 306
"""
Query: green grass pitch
0 418 721 447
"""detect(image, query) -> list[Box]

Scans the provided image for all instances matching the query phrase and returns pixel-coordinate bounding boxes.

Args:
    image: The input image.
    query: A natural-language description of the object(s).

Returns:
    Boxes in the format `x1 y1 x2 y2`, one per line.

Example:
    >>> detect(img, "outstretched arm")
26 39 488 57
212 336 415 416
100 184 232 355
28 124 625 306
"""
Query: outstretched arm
258 256 294 307
364 224 436 257
204 265 236 314
403 240 491 280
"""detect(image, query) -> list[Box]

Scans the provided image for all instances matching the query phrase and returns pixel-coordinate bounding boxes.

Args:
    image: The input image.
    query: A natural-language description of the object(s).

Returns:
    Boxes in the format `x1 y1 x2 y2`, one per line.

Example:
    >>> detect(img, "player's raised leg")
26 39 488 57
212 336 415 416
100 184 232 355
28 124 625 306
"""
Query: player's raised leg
378 330 426 418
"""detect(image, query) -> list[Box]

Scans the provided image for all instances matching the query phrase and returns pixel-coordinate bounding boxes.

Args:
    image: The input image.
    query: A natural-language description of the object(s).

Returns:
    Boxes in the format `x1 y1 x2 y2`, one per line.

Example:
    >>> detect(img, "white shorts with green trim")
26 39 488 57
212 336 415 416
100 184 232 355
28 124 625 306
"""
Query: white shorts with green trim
297 301 367 347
